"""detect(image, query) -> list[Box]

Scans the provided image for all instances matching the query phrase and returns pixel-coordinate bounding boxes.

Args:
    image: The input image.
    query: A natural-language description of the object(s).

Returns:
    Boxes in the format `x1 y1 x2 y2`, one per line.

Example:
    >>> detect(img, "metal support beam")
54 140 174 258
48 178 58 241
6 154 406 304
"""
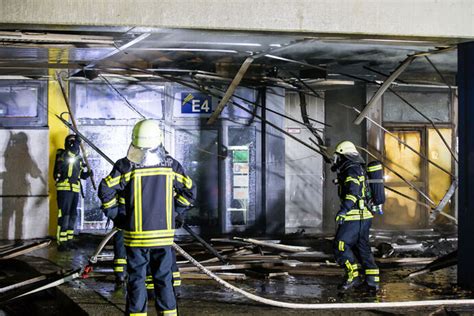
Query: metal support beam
354 55 415 125
457 41 474 290
354 46 455 125
206 40 313 125
207 56 254 125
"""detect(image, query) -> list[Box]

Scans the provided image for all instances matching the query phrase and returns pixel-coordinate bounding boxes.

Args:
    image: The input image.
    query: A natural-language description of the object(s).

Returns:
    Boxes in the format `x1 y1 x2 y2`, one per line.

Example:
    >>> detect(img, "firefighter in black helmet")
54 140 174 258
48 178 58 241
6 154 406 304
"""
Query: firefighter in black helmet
54 134 91 251
99 119 195 316
331 141 379 292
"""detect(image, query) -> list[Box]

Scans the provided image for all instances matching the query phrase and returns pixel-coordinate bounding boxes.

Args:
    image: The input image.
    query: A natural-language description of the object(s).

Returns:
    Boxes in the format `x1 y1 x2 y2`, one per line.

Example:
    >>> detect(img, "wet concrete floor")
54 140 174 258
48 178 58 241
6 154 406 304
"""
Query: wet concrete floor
2 236 474 315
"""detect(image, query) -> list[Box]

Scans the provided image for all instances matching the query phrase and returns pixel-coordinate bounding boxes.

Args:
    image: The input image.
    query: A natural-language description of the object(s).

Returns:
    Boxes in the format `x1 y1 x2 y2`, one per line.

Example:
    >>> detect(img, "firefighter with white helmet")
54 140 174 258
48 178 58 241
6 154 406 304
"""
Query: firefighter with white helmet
331 140 380 292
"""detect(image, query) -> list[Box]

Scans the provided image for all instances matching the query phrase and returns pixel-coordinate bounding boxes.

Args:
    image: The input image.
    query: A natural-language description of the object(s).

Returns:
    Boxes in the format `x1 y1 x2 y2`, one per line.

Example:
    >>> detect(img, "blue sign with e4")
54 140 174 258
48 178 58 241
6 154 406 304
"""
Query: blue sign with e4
181 92 212 114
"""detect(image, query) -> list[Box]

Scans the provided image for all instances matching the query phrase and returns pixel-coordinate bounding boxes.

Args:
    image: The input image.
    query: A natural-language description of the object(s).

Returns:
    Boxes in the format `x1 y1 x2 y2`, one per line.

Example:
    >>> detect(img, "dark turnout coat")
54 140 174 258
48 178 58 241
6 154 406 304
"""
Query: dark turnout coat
99 156 195 248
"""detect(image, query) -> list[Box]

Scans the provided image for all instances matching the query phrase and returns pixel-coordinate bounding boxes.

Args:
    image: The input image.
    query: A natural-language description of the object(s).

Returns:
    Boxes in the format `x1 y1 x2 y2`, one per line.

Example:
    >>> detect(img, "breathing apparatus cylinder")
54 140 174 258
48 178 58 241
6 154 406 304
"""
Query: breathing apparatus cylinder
367 160 385 214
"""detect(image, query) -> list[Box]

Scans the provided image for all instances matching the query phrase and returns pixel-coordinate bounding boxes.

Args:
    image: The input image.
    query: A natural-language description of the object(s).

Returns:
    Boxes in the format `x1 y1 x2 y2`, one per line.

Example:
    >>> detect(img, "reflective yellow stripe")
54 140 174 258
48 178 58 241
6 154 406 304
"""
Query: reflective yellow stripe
114 259 127 264
119 197 126 204
56 183 80 192
176 194 191 206
365 269 379 275
172 272 181 278
374 276 380 282
161 310 177 316
338 241 345 252
166 174 171 229
174 172 193 189
105 172 132 187
107 168 170 188
102 197 117 209
343 209 374 220
130 313 147 316
173 280 181 286
345 194 357 203
345 176 360 185
134 175 141 231
146 276 153 281
114 267 124 272
146 283 154 289
368 165 383 172
134 168 173 177
57 228 67 242
123 230 175 238
138 176 143 231
124 238 174 247
345 260 354 281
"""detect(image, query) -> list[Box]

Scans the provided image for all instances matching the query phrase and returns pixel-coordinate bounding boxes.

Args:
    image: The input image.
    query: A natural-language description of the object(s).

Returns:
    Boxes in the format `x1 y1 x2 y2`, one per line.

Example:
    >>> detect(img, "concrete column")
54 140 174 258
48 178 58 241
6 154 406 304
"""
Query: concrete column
323 84 366 233
457 42 474 290
265 88 286 235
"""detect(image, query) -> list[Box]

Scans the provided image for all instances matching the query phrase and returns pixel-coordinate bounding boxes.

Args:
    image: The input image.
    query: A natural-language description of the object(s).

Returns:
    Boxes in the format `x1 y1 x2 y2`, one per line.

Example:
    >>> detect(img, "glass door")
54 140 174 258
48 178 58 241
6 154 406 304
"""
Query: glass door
174 129 219 231
379 130 426 229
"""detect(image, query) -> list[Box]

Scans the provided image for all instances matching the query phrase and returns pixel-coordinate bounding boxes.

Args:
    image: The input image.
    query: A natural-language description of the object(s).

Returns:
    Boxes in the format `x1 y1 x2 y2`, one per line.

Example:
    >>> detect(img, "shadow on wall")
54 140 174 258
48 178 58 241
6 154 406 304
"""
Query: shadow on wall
1 132 44 239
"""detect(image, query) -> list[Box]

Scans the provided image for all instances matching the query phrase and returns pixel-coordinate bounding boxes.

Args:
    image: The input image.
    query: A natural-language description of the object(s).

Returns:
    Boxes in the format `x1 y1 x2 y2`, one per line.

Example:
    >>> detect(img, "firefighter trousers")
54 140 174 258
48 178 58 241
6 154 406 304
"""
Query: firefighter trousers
334 219 379 285
56 190 79 245
126 246 176 316
114 229 127 280
146 248 181 297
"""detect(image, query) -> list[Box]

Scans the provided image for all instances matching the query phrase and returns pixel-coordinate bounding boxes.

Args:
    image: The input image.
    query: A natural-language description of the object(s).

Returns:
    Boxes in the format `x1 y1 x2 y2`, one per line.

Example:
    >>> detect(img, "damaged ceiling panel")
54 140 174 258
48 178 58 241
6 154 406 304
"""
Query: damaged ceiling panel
0 27 459 87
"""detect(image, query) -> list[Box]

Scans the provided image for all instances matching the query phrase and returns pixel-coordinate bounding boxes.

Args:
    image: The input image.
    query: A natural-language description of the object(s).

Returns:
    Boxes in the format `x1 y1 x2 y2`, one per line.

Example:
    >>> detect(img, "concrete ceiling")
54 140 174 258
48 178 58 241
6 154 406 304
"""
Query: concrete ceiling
0 27 459 87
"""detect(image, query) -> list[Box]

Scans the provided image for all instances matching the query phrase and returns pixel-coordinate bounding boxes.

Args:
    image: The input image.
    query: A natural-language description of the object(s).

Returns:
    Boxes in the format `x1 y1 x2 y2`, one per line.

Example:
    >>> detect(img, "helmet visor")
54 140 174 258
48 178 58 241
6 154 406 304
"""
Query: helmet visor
126 143 166 167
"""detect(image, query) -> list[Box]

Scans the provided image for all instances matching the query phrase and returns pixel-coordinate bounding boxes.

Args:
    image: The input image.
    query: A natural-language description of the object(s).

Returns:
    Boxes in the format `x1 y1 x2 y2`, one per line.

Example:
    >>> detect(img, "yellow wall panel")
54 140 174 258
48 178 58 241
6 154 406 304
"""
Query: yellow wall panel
47 68 69 236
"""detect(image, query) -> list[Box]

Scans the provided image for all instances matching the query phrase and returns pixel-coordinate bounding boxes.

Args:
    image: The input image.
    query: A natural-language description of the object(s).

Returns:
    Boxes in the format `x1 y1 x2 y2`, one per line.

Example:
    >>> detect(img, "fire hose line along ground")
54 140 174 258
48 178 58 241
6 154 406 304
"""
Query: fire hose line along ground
172 243 474 310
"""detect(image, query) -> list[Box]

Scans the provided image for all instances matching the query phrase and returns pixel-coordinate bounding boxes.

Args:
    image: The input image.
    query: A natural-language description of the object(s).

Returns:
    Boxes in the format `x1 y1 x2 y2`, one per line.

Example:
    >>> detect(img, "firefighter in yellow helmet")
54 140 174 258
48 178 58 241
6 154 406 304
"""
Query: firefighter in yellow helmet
331 141 380 292
99 119 195 315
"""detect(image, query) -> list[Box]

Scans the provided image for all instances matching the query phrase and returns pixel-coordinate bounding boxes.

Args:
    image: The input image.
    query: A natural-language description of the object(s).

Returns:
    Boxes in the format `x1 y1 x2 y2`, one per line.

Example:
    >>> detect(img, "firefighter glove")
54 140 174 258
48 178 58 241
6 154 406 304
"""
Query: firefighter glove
335 212 346 225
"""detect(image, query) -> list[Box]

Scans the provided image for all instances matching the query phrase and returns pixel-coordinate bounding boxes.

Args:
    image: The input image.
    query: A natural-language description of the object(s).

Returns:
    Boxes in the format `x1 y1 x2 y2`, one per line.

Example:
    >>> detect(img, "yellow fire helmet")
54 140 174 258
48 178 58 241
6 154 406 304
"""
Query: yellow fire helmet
334 141 359 156
131 119 163 149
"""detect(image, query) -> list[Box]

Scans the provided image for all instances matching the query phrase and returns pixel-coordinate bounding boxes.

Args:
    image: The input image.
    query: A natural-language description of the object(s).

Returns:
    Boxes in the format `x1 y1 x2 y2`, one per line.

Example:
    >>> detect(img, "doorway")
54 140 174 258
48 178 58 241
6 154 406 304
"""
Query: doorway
376 127 453 229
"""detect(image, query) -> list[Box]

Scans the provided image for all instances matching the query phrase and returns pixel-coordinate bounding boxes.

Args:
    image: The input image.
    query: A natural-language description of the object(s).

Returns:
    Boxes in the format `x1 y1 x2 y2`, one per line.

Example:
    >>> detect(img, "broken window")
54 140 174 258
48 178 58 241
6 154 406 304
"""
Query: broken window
0 80 47 127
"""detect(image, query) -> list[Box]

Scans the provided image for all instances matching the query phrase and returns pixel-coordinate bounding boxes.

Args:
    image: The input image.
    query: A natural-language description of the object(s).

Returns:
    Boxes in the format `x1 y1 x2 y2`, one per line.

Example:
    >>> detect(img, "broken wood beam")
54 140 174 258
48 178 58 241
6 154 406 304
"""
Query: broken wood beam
178 262 276 273
181 272 247 281
233 237 311 253
0 240 51 260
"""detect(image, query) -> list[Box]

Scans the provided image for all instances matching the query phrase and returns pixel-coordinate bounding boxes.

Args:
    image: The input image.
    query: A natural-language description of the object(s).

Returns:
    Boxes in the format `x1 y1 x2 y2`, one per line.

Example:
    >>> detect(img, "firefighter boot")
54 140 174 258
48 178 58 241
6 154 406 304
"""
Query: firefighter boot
338 275 363 292
338 261 363 292
365 270 380 293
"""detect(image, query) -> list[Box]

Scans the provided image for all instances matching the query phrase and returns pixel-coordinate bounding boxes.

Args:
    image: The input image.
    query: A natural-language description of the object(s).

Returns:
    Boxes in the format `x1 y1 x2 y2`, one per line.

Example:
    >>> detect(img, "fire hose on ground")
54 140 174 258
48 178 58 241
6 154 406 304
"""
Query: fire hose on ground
173 243 474 310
